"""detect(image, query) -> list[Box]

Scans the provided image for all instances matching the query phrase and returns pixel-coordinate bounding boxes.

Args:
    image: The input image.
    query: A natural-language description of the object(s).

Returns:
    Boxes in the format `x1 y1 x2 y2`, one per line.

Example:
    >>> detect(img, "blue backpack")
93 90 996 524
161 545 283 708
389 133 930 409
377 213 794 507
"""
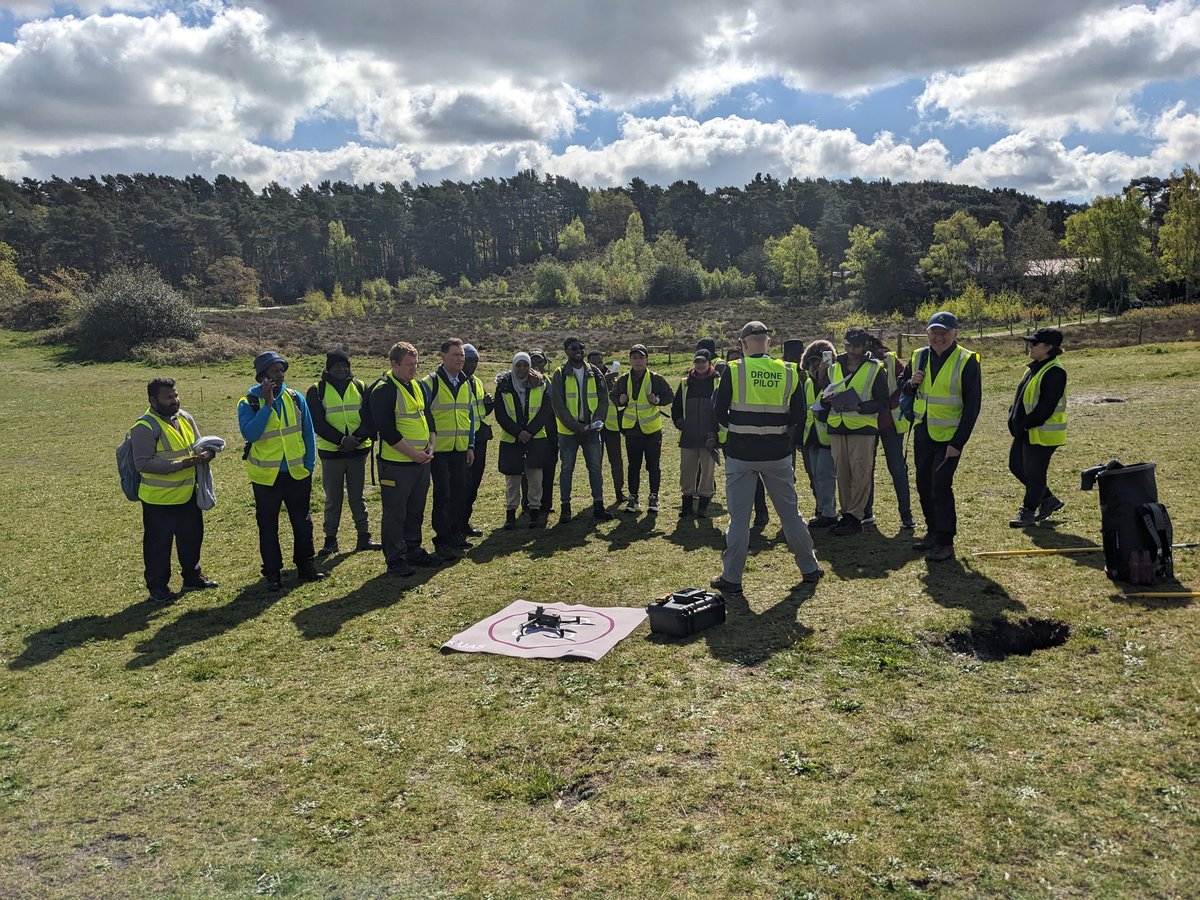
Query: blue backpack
117 415 161 501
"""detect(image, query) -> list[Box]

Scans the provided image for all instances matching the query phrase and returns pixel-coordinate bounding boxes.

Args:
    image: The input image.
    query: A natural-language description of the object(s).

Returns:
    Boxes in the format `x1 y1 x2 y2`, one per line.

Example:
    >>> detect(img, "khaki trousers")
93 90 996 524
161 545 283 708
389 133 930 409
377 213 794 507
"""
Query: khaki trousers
829 432 876 522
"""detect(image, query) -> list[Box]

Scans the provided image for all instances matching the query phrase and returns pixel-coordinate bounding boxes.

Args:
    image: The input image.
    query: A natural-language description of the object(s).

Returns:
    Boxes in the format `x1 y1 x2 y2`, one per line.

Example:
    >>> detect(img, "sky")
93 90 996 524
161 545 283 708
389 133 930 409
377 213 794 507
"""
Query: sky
1 0 1198 203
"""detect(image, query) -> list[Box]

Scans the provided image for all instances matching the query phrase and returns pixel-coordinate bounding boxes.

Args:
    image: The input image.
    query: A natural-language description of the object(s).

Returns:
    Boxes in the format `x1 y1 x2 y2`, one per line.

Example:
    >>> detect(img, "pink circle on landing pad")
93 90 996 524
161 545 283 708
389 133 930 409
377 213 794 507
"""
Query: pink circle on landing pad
487 608 617 649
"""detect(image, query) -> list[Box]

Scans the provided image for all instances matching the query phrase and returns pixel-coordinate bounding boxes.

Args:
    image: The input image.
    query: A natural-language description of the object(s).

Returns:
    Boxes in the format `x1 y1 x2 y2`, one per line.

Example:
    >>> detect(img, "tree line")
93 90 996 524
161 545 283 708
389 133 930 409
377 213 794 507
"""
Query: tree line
1 168 1197 322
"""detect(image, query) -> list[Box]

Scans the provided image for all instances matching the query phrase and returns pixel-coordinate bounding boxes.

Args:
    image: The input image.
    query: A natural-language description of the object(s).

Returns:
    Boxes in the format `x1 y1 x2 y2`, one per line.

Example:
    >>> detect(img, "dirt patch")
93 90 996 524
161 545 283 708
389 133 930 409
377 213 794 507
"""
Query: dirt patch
1072 394 1128 405
936 618 1070 662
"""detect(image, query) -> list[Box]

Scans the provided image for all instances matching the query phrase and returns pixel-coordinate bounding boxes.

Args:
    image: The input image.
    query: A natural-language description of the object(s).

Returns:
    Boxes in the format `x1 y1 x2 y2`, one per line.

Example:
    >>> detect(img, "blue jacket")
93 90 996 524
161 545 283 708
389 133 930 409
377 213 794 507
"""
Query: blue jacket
238 382 317 474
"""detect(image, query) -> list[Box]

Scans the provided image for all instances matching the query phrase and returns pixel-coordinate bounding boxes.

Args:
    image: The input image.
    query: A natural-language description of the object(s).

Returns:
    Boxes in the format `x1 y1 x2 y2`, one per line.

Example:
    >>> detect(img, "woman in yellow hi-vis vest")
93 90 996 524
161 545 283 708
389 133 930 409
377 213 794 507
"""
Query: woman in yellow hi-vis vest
1007 328 1068 528
612 343 674 514
900 312 982 562
238 352 323 591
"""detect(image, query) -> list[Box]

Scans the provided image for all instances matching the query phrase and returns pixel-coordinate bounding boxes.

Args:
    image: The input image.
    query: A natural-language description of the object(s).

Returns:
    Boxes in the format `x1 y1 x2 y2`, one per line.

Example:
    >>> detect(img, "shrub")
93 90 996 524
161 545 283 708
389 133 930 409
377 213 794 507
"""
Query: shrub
532 260 580 307
700 266 756 300
302 288 332 321
569 259 606 296
360 277 394 305
73 267 202 360
646 264 702 305
395 268 443 304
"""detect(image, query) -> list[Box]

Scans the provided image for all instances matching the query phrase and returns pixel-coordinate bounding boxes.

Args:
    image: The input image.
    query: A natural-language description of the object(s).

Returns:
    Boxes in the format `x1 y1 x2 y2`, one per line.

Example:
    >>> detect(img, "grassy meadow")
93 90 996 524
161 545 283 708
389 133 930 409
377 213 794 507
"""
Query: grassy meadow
0 324 1197 898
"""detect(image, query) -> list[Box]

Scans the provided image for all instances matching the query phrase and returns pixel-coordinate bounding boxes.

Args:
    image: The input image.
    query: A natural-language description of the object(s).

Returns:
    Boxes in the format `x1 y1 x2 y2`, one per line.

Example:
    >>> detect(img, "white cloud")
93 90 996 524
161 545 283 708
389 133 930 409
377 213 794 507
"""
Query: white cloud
917 0 1200 136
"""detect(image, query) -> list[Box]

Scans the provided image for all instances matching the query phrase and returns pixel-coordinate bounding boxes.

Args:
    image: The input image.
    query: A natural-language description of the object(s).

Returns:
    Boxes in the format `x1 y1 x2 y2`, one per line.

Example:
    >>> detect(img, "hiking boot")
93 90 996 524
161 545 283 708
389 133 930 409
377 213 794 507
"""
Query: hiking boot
265 573 283 592
1037 495 1065 521
679 496 695 518
181 576 218 592
624 494 640 514
317 536 339 557
696 497 711 518
451 536 473 550
435 543 459 561
808 515 838 528
925 544 954 562
503 509 518 530
386 562 416 577
529 508 543 528
912 535 934 551
647 493 660 513
464 523 484 537
354 533 382 552
297 564 326 582
709 575 743 595
148 587 176 604
593 502 615 521
1009 507 1038 528
831 515 862 536
800 566 825 584
558 503 572 523
615 491 628 505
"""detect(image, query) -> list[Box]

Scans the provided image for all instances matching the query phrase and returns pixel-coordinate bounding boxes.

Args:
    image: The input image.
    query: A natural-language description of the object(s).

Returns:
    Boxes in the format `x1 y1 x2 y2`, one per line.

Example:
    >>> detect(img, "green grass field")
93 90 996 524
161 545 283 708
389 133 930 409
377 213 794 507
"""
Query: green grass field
1 327 1197 898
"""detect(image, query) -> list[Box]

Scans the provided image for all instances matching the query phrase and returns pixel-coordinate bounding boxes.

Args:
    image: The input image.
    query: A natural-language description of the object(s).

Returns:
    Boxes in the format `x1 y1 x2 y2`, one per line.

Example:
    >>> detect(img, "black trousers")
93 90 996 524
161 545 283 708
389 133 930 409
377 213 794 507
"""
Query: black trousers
465 438 488 524
252 474 315 576
430 448 469 545
914 435 961 546
142 499 203 592
379 459 431 568
602 428 625 496
625 429 663 496
1008 438 1058 510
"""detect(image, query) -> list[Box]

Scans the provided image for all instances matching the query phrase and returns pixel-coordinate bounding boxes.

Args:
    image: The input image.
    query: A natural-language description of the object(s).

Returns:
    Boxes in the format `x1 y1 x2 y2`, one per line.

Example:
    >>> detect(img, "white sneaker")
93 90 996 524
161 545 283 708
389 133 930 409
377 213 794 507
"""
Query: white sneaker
624 495 640 513
647 493 660 512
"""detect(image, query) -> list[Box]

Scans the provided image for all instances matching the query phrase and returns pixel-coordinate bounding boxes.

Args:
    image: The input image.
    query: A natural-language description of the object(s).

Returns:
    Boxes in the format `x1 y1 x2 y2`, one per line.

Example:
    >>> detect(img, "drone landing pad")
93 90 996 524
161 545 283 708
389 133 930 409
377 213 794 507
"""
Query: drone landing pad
441 600 647 660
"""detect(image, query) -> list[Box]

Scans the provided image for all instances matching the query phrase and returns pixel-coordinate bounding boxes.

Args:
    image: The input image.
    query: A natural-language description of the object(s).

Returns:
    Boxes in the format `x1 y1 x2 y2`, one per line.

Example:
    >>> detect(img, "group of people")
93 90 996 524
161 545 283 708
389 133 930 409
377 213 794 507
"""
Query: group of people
131 311 1068 601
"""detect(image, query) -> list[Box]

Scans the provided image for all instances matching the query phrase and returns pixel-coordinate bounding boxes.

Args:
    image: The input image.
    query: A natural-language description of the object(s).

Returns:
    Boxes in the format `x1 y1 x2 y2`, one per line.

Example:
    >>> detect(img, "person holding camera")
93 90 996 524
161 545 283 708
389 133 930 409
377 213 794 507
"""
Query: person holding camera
1007 328 1067 527
819 327 889 536
900 312 982 562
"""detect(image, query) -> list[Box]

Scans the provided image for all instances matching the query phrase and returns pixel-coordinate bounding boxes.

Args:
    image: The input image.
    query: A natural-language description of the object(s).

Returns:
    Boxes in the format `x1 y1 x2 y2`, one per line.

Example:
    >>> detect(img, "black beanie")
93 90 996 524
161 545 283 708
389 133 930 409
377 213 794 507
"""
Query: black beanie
326 349 350 370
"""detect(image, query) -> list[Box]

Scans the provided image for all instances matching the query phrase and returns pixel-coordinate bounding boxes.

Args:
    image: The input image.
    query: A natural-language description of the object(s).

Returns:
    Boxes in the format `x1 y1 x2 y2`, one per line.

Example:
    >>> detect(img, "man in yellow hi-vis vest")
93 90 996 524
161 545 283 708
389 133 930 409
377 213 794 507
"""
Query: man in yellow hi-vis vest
461 343 494 537
421 337 477 560
367 341 441 577
1007 328 1068 528
238 351 323 591
612 343 673 514
549 337 615 522
308 349 379 556
900 311 982 562
711 321 824 595
132 377 218 603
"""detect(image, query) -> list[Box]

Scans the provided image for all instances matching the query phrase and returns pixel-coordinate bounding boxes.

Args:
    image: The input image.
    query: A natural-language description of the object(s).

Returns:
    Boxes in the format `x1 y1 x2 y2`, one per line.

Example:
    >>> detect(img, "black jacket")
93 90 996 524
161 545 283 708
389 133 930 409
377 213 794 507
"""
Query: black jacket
307 374 371 460
1008 356 1067 438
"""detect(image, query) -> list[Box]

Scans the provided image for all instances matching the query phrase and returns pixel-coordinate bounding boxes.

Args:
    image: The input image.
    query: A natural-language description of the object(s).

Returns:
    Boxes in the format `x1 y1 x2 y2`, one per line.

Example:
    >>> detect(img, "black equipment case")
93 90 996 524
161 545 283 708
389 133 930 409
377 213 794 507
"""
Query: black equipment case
647 588 726 636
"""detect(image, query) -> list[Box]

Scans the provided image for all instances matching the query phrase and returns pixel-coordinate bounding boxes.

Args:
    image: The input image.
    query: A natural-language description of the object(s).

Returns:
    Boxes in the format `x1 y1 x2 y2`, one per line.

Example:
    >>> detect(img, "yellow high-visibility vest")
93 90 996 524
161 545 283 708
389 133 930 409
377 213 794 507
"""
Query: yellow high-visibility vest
136 411 197 504
314 379 371 452
379 374 431 462
826 359 883 431
882 352 910 435
727 357 797 436
424 372 472 452
802 379 830 447
498 385 547 442
1023 359 1067 447
242 390 308 485
469 374 489 431
912 345 979 442
626 371 664 434
557 366 600 435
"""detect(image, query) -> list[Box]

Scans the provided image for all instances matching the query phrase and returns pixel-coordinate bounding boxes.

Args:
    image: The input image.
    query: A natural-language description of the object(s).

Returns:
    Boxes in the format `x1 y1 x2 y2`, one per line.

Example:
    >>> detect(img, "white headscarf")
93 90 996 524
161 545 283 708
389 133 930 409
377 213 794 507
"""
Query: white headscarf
511 352 531 404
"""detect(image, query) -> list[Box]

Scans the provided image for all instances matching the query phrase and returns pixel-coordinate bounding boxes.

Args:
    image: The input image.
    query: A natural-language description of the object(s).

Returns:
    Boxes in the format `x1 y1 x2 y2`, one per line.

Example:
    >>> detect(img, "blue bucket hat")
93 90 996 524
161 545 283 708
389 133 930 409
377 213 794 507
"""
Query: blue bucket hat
254 351 289 379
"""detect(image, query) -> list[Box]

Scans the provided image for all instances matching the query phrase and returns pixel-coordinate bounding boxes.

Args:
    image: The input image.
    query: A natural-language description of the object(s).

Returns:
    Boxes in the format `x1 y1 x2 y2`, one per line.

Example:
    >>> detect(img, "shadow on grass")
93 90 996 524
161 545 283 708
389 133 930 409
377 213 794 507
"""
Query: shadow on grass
603 512 669 553
121 552 358 668
292 568 438 638
813 528 915 580
921 556 1027 628
647 587 817 667
9 598 171 670
663 514 723 552
1027 524 1107 572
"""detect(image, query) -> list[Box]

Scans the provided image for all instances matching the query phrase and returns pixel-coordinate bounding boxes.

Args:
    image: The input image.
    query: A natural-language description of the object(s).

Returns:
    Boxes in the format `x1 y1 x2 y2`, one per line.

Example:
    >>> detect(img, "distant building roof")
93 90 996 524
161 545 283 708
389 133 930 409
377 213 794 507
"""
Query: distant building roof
1024 258 1091 277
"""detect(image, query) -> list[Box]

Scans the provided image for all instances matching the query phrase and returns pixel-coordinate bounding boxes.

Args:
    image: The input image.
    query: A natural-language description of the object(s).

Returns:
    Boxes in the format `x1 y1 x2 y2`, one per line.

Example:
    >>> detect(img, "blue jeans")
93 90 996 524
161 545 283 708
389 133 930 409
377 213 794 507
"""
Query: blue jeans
865 429 913 524
558 431 605 506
